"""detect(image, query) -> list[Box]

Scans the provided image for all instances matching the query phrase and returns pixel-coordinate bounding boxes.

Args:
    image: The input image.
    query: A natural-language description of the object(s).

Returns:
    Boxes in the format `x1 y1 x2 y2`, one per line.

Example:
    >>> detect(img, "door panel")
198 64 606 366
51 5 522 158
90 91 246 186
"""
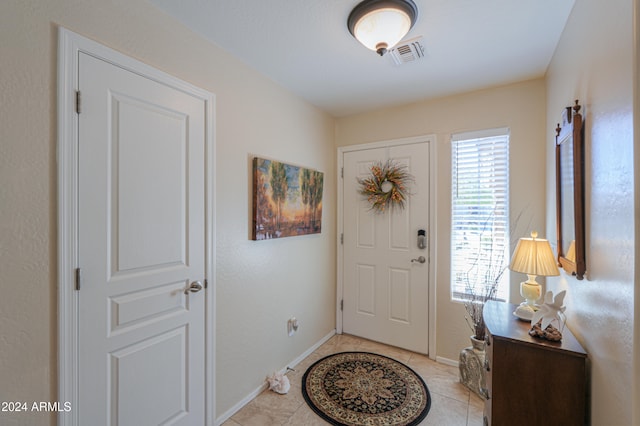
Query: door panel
342 142 430 354
112 327 188 425
108 280 188 336
112 93 188 273
356 264 376 315
78 52 206 425
389 268 410 323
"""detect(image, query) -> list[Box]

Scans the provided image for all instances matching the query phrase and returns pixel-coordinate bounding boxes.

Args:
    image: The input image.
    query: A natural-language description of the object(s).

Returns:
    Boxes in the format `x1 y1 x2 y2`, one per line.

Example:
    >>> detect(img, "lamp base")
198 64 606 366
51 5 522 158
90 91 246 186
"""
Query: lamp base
520 279 541 308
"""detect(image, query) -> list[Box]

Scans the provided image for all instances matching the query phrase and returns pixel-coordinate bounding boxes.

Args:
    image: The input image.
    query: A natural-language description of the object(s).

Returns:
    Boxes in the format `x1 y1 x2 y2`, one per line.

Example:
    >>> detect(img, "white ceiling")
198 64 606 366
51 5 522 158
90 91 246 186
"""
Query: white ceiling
149 0 575 117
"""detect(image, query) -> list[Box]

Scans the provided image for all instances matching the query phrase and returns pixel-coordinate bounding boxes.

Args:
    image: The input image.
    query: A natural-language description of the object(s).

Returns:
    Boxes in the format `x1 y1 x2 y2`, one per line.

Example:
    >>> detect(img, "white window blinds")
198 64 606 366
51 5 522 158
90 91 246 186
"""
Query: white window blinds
451 129 510 301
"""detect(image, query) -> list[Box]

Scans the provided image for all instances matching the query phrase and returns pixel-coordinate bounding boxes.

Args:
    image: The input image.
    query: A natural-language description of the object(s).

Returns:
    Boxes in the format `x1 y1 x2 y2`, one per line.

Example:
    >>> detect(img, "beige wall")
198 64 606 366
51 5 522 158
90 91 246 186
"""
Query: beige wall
544 0 635 425
0 0 336 424
336 79 547 361
635 0 640 423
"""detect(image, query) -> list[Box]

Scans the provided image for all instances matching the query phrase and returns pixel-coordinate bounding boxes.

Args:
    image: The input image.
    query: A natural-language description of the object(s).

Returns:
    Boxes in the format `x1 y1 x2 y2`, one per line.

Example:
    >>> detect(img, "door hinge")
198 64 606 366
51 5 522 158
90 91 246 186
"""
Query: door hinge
341 167 344 178
75 90 81 114
204 278 208 289
340 299 344 311
74 267 81 291
340 233 344 245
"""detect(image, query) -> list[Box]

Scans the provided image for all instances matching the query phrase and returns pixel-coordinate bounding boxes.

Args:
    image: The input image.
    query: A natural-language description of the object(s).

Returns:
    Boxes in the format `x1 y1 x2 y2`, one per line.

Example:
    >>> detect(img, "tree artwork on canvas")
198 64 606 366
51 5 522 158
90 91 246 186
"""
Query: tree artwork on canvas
252 157 324 240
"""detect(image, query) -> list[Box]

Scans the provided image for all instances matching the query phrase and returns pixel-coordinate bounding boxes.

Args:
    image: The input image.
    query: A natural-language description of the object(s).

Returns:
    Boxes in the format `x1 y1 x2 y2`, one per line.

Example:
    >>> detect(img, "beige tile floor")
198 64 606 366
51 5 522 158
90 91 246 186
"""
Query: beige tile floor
222 334 484 426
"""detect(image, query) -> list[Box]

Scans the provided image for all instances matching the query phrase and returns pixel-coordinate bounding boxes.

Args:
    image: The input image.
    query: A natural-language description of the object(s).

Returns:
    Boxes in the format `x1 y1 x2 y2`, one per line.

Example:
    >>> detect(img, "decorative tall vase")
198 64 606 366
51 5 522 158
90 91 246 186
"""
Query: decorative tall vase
470 335 485 352
459 335 486 398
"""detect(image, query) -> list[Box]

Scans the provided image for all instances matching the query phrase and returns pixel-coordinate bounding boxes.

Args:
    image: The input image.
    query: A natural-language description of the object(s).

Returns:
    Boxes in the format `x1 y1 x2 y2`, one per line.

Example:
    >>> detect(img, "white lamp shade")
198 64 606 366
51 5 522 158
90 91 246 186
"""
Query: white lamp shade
510 234 560 277
352 8 412 52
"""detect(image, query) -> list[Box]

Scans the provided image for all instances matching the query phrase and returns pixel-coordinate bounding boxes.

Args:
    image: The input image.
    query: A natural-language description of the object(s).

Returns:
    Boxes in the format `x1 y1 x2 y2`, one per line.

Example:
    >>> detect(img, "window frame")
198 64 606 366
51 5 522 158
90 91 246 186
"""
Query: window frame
450 128 510 302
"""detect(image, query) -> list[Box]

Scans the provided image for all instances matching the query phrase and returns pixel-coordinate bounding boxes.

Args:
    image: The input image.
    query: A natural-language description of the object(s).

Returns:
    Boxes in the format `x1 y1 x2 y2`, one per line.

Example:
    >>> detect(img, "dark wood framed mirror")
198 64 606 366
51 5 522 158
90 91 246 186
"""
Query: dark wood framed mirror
555 100 586 279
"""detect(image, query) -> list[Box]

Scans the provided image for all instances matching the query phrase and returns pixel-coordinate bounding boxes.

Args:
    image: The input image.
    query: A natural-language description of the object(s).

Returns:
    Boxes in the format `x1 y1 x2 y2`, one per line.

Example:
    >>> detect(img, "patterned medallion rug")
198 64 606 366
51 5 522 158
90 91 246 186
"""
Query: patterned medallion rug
302 352 431 426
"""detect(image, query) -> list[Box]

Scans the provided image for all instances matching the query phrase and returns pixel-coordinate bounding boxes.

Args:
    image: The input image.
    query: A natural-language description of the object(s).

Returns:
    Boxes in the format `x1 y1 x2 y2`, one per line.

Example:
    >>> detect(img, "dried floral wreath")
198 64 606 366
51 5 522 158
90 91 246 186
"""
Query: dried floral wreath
357 160 414 213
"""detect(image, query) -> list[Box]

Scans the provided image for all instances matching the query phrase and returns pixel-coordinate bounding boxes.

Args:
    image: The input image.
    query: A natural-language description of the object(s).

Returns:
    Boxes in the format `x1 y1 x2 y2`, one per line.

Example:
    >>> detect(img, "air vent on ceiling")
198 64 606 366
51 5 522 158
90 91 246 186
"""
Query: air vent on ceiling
390 36 426 65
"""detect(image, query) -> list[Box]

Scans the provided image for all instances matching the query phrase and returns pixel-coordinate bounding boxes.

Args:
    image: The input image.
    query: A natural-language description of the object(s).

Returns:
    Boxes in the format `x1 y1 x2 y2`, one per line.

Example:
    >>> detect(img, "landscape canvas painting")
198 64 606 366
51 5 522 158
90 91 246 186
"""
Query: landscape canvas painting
252 157 324 240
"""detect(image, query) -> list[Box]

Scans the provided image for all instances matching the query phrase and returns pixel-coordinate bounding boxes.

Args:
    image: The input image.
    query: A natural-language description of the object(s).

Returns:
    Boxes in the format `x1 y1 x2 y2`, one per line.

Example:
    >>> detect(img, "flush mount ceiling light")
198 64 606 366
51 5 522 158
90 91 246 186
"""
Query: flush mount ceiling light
348 0 418 56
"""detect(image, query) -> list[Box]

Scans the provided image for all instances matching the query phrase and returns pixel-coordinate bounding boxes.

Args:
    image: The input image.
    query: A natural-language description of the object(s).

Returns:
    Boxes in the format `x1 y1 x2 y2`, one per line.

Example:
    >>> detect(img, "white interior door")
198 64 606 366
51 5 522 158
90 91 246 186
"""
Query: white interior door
77 52 206 425
342 142 430 354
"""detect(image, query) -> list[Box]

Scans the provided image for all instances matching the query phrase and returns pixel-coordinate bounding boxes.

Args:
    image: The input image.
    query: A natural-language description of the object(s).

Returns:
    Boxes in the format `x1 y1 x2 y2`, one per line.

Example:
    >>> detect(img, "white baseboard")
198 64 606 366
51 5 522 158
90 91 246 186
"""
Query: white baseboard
215 329 336 426
215 379 267 426
435 356 459 368
282 329 336 374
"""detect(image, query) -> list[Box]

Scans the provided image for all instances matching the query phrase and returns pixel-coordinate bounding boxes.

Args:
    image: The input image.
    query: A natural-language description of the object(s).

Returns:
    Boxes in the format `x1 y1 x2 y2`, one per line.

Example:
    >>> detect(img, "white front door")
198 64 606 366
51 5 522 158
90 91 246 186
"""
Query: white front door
77 52 207 425
342 141 430 354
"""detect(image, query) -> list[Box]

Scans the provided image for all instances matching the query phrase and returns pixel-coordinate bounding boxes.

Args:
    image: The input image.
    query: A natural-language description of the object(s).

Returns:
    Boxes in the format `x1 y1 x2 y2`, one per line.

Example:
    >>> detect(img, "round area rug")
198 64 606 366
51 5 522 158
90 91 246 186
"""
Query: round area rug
302 352 431 426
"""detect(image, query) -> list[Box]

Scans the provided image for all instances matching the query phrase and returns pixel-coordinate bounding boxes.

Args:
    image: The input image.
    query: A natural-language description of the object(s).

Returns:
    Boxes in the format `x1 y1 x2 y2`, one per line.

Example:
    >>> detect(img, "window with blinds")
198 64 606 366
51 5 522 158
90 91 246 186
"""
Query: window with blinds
451 129 510 302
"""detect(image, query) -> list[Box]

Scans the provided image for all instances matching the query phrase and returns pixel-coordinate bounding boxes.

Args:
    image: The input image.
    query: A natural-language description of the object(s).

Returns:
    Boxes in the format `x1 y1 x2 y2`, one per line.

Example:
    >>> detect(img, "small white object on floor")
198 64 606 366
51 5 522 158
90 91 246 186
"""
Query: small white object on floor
267 371 290 394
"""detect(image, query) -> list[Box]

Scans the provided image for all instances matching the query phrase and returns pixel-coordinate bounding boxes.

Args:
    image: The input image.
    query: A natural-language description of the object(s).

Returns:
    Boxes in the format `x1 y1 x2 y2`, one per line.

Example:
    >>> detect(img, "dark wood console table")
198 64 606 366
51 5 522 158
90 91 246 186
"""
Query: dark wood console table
482 300 587 426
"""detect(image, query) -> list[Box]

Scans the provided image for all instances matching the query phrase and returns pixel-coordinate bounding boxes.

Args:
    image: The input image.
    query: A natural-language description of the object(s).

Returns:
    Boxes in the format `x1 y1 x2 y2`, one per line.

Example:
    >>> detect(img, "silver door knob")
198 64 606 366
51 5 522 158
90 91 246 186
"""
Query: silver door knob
411 256 426 264
184 281 203 294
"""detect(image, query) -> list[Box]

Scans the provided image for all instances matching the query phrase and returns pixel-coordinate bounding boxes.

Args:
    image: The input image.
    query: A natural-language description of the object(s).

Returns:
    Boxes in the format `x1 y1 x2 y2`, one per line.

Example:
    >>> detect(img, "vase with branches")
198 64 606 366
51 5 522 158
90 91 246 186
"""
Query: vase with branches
460 254 506 342
462 280 501 342
457 210 524 342
457 210 525 399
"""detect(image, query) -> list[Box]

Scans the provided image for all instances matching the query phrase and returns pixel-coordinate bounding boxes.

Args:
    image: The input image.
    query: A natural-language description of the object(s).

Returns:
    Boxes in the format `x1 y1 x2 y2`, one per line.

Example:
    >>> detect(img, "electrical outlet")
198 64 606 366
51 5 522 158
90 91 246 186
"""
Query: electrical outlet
287 317 299 337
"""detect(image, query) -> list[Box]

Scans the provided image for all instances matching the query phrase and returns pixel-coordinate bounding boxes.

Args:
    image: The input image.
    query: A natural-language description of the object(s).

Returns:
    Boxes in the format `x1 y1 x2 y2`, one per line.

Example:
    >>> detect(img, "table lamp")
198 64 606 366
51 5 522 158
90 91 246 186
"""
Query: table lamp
510 231 560 319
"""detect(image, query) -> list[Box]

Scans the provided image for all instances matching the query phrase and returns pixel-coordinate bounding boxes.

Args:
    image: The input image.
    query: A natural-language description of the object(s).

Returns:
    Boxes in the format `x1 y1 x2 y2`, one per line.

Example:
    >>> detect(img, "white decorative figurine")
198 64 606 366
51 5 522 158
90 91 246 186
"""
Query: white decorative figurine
529 290 566 341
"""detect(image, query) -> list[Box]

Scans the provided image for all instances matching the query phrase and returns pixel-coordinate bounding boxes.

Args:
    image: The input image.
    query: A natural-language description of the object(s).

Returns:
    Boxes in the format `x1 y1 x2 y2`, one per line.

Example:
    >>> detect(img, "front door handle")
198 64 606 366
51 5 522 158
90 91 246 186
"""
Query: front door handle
411 256 426 264
184 281 203 294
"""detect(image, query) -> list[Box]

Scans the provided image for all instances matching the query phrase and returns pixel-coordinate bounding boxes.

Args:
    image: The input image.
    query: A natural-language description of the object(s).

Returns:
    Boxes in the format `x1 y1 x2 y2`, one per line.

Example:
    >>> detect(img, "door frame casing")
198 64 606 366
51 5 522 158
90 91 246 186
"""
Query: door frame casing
336 135 437 359
57 28 216 425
